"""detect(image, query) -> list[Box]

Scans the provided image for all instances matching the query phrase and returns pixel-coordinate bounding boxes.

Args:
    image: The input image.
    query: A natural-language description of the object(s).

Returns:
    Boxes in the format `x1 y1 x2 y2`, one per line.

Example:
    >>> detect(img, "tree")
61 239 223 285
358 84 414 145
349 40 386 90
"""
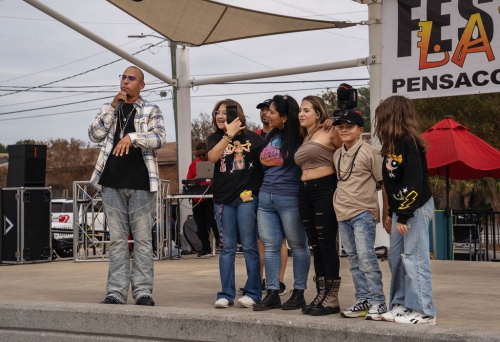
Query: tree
0 138 98 195
15 139 44 145
45 138 98 197
319 88 337 117
191 113 214 153
0 143 7 153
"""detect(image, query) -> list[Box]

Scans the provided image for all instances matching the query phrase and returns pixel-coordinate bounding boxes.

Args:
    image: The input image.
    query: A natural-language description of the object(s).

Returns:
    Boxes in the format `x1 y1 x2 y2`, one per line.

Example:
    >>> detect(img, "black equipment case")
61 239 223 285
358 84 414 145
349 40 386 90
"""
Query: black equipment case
1 187 52 264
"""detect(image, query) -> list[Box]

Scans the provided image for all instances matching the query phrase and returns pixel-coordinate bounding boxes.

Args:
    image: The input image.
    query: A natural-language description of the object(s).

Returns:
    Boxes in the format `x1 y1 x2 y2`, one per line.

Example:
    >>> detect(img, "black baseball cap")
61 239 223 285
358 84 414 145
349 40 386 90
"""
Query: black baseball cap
333 110 364 127
256 99 272 109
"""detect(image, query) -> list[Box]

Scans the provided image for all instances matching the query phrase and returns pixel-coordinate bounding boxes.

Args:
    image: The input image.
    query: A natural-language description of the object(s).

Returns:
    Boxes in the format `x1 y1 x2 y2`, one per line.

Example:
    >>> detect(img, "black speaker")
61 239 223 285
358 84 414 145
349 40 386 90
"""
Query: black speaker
6 145 47 187
1 187 52 263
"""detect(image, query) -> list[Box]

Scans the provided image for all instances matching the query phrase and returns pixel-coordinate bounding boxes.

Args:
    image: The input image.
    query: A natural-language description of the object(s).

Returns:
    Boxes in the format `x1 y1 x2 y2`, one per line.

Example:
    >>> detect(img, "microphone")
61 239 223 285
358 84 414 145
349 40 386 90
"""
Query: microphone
114 99 124 114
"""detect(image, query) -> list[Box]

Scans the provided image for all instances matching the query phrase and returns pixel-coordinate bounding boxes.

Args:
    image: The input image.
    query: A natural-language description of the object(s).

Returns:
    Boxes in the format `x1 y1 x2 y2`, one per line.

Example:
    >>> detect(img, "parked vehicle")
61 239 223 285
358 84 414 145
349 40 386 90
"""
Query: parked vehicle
50 199 106 258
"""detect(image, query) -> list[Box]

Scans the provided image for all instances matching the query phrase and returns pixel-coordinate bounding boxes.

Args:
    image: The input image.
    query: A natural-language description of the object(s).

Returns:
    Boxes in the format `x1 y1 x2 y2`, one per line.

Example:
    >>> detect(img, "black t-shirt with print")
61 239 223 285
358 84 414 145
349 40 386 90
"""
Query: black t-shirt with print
99 103 150 191
207 130 264 204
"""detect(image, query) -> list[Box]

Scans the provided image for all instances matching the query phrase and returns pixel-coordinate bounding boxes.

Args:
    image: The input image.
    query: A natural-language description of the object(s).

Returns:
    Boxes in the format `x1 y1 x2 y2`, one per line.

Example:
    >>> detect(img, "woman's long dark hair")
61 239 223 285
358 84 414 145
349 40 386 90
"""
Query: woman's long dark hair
263 94 301 165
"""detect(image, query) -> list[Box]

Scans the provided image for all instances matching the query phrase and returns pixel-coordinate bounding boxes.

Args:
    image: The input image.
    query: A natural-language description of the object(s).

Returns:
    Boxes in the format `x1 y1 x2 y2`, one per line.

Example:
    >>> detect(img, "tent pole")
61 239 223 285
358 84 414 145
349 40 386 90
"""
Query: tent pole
446 165 451 259
367 0 383 149
176 46 193 231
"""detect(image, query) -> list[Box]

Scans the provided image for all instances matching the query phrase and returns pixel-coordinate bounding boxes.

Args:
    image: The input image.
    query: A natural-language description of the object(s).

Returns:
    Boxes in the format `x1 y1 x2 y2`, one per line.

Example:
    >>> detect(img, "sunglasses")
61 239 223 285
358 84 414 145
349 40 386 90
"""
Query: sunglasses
196 152 207 157
119 74 137 81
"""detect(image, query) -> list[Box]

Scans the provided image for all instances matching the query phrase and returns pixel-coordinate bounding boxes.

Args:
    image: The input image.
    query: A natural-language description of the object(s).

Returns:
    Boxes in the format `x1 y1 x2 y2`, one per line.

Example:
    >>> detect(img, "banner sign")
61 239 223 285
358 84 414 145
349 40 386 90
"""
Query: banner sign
381 0 500 100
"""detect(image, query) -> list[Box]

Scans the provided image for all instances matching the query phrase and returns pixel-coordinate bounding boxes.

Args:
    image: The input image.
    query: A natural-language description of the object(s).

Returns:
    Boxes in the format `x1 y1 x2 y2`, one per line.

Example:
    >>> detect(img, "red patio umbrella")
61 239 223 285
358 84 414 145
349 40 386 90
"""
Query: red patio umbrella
422 116 500 259
423 116 500 180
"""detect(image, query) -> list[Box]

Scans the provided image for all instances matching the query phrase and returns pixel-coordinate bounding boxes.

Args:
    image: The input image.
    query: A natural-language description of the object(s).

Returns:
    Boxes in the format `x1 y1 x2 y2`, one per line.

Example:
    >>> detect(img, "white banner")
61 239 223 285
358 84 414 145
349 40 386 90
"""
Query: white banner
381 0 500 100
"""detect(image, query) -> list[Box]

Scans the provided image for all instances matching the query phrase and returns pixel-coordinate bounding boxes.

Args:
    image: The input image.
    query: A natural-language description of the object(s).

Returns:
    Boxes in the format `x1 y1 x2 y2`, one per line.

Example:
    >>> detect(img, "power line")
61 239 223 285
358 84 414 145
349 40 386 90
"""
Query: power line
0 85 168 116
214 44 331 89
0 78 368 92
0 78 369 115
0 39 166 98
0 84 370 122
0 36 150 84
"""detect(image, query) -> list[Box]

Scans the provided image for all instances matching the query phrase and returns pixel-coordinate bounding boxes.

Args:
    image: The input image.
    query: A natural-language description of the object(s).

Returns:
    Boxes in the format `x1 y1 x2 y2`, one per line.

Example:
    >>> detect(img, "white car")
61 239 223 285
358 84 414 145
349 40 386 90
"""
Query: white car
51 199 106 258
51 198 105 230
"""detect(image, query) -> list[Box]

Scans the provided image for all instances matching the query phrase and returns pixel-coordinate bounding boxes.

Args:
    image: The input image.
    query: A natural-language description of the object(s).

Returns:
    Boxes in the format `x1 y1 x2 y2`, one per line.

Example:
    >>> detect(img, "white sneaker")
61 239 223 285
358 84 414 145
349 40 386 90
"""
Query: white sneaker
395 311 436 325
237 295 256 308
381 304 409 322
365 302 387 321
215 298 231 308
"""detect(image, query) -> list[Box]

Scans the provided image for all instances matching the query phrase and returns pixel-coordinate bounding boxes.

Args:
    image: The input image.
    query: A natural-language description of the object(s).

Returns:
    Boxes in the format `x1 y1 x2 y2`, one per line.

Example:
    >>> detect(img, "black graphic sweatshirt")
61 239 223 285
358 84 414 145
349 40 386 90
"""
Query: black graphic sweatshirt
382 135 432 224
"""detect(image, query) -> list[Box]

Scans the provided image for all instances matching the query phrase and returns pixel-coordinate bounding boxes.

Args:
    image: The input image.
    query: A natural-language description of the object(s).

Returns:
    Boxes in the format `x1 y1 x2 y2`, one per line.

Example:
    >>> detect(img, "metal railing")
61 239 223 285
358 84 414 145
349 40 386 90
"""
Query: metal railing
71 181 170 262
453 210 500 261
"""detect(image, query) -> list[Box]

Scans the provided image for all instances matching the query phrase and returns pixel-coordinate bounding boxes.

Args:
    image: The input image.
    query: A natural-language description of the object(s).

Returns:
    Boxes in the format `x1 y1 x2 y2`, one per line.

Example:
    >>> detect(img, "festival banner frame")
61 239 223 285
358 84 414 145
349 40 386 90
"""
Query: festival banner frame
381 0 500 100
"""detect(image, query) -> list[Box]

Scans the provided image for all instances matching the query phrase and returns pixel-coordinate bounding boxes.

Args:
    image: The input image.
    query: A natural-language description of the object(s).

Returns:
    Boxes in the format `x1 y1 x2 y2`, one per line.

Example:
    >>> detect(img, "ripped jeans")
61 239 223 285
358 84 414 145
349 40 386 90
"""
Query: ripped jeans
388 198 436 316
299 174 340 280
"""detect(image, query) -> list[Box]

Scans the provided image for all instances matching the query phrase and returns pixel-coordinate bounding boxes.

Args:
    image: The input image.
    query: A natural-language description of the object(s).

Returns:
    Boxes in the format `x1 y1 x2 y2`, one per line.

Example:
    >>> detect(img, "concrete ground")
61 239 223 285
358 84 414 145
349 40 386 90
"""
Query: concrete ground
0 256 499 341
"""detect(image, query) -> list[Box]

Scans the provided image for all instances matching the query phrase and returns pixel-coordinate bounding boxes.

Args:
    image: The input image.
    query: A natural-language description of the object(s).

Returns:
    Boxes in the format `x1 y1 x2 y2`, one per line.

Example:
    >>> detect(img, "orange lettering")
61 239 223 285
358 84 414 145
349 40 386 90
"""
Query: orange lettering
452 13 495 67
417 21 450 70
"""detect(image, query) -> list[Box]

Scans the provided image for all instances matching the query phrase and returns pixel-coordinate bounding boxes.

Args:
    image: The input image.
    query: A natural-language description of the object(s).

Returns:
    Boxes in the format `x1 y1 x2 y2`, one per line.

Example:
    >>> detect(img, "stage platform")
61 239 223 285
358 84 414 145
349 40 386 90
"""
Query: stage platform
0 256 498 342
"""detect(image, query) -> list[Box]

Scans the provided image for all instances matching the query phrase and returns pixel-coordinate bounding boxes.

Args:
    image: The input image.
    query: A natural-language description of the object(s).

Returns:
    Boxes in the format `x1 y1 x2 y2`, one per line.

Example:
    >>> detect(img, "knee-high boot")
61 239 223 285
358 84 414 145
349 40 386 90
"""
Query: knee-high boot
309 278 341 316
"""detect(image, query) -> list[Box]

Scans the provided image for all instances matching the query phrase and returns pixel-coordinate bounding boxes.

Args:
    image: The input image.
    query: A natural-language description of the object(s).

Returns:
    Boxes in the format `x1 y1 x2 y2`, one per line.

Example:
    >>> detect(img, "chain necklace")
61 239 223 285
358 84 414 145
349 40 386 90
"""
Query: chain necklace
337 144 363 181
118 106 135 140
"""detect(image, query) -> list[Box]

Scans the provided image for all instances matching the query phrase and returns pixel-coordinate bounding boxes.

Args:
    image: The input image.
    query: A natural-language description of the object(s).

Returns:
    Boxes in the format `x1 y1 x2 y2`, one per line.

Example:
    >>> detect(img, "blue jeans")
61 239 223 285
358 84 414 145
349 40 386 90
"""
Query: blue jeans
339 211 385 304
214 195 261 303
258 192 310 290
101 187 156 303
388 198 436 316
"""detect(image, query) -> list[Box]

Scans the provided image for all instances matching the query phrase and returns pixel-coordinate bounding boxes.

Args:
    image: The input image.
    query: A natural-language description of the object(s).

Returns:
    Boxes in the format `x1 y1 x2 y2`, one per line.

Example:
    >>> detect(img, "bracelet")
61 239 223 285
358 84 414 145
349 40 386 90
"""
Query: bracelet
224 133 234 139
223 135 232 143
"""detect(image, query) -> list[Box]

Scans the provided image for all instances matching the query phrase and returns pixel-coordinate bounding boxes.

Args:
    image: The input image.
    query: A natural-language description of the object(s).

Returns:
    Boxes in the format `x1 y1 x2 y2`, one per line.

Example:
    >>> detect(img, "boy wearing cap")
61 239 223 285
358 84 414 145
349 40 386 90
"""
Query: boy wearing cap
332 110 387 321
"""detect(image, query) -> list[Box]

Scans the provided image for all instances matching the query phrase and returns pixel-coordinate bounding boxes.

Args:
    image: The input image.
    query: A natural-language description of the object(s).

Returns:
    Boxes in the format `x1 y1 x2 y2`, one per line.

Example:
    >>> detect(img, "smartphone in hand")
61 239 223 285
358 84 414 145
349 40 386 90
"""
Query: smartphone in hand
226 105 238 124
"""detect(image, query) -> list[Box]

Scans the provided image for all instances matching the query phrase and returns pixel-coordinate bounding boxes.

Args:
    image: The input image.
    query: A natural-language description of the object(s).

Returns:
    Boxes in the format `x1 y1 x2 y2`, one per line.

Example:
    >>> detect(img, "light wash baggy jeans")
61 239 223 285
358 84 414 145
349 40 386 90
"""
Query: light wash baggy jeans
102 187 156 303
338 210 386 304
388 198 436 317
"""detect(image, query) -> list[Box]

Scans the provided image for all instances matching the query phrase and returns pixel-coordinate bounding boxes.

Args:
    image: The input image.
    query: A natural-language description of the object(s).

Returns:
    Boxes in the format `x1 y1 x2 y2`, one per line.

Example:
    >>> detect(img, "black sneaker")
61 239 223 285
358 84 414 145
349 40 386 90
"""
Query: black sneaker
262 279 266 293
136 296 155 306
99 296 120 304
279 282 287 296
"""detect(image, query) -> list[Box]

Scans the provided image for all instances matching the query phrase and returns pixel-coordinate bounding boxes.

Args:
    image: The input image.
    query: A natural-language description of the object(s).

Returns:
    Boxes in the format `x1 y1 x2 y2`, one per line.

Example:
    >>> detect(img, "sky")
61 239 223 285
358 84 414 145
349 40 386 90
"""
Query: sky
0 0 370 146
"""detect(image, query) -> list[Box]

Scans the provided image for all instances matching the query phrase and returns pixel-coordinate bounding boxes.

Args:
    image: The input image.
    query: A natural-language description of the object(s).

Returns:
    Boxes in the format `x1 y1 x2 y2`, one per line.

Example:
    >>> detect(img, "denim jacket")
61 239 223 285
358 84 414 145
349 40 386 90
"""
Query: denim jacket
88 96 166 192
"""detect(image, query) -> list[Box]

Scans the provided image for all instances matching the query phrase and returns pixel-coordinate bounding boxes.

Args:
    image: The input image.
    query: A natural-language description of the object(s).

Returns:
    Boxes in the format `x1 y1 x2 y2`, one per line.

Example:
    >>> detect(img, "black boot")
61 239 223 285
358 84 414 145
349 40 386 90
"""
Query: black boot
302 277 326 314
282 289 306 310
253 289 281 311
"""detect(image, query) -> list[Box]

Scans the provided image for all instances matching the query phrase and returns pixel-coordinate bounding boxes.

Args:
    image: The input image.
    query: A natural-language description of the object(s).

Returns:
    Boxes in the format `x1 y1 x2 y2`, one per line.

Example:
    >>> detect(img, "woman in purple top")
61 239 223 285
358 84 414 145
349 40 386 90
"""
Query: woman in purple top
253 94 311 312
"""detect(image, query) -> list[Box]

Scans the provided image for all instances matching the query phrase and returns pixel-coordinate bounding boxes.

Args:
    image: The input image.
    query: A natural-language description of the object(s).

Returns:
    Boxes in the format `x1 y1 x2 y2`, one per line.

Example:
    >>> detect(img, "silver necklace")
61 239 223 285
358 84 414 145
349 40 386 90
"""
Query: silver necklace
118 106 134 140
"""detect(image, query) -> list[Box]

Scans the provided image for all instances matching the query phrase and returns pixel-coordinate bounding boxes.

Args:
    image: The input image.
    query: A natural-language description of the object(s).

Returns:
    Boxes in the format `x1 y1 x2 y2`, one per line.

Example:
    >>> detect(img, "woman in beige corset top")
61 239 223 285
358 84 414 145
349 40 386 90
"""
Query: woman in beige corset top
294 95 343 316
